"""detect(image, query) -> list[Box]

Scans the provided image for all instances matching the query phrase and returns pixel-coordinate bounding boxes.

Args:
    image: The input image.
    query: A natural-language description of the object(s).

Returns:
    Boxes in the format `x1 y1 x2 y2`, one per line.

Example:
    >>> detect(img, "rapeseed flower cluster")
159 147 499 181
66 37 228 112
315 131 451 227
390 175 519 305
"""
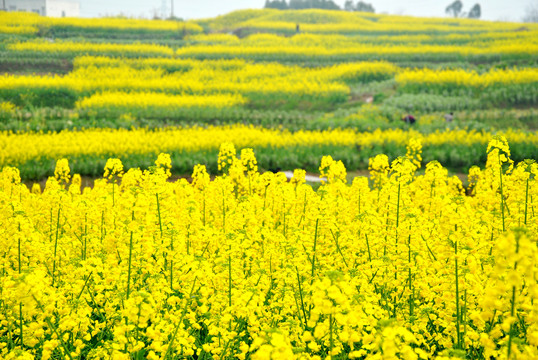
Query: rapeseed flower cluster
53 158 71 185
8 40 175 57
319 155 346 184
103 158 124 181
0 139 536 359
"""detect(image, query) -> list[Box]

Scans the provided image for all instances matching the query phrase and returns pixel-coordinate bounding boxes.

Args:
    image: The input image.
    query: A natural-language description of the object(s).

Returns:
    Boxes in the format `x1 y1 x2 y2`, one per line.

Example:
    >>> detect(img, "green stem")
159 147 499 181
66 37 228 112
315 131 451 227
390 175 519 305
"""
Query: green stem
228 249 233 330
396 182 401 228
296 267 308 329
311 219 319 280
32 295 74 360
222 189 226 233
330 229 348 268
283 201 287 237
76 272 93 300
507 236 520 359
365 234 372 263
49 207 53 243
329 314 334 357
164 277 197 360
156 193 163 239
170 233 174 291
408 234 413 318
463 289 467 349
84 213 88 260
308 220 320 319
429 181 434 213
507 286 516 359
18 231 21 274
100 210 105 243
203 192 206 227
524 177 529 225
499 155 505 232
455 239 461 349
19 303 23 349
126 211 134 299
292 290 304 330
228 253 232 308
298 191 307 228
52 205 61 286
3 305 13 350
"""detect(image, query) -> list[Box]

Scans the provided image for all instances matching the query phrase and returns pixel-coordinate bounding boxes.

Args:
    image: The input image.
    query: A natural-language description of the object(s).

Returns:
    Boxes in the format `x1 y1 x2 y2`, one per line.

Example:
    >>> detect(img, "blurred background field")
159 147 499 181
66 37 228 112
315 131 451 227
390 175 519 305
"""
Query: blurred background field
0 8 537 180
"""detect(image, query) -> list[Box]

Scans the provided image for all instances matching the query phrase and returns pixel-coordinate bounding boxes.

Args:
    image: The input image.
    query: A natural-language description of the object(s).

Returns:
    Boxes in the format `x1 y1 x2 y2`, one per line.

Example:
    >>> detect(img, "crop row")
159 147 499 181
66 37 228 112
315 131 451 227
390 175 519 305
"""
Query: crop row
2 99 538 136
2 125 538 179
0 11 203 39
0 60 398 110
1 59 536 114
6 37 538 64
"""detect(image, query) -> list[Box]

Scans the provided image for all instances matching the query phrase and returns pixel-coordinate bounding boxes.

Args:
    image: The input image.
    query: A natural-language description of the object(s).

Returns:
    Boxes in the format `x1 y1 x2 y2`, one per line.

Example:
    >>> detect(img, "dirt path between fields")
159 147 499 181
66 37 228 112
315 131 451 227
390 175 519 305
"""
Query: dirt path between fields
22 170 468 191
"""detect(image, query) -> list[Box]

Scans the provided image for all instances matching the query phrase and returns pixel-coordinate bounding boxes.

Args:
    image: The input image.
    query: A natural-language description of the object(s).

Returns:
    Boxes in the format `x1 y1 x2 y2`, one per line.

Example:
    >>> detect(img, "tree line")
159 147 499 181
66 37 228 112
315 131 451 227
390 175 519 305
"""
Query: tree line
445 1 481 19
264 1 489 20
264 0 376 12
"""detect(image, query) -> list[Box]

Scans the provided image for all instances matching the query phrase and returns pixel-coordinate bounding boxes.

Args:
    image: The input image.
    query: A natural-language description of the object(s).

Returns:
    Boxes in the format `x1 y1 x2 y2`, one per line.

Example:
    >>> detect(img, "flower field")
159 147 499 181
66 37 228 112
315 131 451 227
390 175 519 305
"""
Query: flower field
2 125 538 179
1 8 538 359
1 10 537 139
1 138 538 359
4 59 537 112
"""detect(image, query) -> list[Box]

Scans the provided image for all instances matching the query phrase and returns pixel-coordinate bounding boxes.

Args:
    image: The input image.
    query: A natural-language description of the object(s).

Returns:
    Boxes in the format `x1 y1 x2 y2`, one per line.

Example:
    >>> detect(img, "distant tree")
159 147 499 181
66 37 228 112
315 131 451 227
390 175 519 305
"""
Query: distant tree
320 0 341 10
287 0 303 9
523 1 538 22
344 0 354 11
355 1 375 12
288 0 340 10
288 0 308 9
265 0 288 9
445 0 463 17
467 3 481 18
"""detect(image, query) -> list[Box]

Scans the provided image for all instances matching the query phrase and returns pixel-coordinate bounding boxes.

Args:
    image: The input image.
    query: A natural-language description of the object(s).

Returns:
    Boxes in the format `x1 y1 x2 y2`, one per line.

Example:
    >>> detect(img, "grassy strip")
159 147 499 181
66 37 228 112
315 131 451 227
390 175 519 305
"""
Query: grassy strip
1 104 537 134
